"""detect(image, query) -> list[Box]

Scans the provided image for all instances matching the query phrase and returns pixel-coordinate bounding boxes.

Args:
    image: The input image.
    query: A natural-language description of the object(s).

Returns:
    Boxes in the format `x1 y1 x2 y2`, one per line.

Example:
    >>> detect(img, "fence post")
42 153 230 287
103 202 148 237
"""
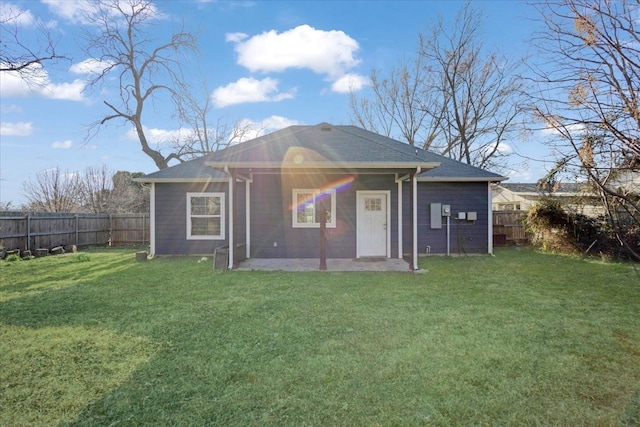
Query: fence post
75 214 79 246
27 213 31 251
109 214 113 247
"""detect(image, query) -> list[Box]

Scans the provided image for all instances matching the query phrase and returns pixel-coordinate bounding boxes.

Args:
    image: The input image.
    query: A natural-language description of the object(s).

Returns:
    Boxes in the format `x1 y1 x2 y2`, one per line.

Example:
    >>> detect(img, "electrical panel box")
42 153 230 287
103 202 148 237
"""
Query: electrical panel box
441 205 451 217
458 212 466 220
467 211 477 221
430 203 442 229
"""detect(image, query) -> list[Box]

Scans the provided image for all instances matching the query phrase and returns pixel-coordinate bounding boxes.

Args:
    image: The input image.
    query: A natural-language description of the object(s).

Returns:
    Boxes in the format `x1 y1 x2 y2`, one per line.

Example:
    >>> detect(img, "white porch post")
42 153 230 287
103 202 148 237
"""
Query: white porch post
149 182 156 255
396 175 403 259
228 173 234 270
412 169 419 270
245 177 252 259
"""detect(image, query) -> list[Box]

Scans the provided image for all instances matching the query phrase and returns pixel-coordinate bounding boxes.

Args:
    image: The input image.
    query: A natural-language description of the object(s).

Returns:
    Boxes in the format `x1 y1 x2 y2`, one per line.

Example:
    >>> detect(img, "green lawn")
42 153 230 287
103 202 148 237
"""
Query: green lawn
1 248 639 426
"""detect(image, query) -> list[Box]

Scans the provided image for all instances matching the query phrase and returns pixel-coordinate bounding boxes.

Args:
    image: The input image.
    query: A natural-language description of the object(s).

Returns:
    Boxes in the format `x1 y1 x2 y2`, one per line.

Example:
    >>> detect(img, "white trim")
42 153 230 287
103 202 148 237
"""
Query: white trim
186 192 226 240
417 177 507 182
488 182 494 254
149 183 156 255
134 177 229 183
206 161 440 170
245 177 252 259
292 189 337 228
356 190 391 258
228 175 234 269
412 173 418 270
396 175 403 259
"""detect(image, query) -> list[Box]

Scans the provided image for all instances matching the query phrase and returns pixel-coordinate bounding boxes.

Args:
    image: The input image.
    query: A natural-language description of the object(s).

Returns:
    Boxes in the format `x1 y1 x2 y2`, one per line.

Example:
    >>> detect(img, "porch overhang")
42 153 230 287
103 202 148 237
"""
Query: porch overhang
207 162 433 272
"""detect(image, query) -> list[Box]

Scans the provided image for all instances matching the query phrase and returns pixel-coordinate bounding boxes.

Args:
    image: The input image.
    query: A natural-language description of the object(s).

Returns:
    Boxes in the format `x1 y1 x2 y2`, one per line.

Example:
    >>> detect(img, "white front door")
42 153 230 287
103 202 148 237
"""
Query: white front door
357 191 389 257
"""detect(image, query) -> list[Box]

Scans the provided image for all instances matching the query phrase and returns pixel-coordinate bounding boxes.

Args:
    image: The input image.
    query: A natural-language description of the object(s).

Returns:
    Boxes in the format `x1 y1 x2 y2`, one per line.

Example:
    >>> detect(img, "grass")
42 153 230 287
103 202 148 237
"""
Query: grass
1 247 639 426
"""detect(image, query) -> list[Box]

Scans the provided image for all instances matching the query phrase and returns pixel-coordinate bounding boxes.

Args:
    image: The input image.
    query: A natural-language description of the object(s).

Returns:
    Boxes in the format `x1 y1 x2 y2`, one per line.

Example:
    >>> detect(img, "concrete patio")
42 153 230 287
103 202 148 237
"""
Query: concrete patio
236 258 412 272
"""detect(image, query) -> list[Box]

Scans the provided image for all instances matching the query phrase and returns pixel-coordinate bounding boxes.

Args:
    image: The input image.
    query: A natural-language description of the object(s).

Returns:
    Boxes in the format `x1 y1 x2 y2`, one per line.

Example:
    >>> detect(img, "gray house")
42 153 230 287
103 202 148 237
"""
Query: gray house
138 123 505 270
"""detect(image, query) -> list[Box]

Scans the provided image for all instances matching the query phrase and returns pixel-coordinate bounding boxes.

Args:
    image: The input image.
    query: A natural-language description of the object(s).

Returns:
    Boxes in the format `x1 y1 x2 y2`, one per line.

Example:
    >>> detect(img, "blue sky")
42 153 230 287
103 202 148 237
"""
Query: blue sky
0 0 546 207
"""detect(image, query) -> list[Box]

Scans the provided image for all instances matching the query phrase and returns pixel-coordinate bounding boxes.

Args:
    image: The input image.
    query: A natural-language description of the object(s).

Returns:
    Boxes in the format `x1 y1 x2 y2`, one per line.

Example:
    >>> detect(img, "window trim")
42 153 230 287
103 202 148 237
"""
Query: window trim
292 188 337 228
186 192 225 240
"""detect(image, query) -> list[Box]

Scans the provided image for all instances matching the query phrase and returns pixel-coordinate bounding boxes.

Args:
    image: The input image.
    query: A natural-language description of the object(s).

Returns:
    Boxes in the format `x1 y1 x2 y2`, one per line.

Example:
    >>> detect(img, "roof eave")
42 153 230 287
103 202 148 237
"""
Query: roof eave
418 176 507 183
204 161 441 170
133 177 229 183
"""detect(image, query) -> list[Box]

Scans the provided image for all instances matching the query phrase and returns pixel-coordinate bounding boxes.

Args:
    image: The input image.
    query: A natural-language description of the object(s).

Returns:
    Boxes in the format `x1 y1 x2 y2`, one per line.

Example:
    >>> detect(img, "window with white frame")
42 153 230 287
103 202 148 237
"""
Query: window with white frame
292 189 336 228
187 192 225 239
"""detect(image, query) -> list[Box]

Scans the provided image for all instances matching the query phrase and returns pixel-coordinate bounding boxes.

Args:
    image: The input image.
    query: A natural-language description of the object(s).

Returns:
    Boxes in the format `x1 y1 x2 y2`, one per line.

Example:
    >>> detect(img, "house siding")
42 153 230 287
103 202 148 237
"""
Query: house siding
404 182 490 255
250 173 399 258
154 182 246 255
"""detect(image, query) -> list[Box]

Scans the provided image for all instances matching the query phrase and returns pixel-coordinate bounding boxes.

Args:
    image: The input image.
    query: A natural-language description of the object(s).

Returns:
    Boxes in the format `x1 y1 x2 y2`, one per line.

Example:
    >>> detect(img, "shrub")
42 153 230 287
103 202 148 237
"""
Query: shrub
525 198 638 261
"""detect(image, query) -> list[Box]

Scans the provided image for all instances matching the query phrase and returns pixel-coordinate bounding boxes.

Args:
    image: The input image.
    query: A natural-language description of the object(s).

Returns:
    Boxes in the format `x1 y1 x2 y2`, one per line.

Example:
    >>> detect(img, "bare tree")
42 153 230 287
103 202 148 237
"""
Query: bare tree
22 168 82 213
530 0 640 260
109 171 149 213
0 4 67 83
170 83 253 161
350 2 525 171
350 59 441 147
82 0 197 170
79 165 114 213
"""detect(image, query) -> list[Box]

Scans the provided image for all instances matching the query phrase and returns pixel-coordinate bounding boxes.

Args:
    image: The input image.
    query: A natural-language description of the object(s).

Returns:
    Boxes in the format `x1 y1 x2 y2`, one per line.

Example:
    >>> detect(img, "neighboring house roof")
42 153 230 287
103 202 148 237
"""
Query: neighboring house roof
498 182 591 195
139 123 505 182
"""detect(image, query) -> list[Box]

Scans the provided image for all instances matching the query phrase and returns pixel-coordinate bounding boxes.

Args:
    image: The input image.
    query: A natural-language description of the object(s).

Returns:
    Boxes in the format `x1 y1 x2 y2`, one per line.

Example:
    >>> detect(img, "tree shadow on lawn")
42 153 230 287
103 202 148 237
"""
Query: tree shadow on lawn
0 255 137 303
0 257 166 426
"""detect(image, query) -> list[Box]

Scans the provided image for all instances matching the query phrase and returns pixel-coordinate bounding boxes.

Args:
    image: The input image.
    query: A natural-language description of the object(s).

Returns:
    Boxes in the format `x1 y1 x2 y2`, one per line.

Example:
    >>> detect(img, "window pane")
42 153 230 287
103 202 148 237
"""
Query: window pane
191 196 221 215
293 189 335 227
206 197 220 215
191 217 221 236
296 193 315 224
191 197 206 215
365 197 382 212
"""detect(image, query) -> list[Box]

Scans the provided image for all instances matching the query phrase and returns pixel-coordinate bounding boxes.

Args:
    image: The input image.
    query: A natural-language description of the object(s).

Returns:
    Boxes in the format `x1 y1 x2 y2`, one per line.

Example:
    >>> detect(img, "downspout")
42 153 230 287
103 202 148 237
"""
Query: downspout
488 182 494 255
224 165 234 270
245 175 252 259
412 167 420 270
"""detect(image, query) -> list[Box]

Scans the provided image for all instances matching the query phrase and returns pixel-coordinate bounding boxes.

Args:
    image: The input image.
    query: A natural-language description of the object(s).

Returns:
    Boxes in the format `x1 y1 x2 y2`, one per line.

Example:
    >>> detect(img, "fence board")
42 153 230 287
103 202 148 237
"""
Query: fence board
493 211 527 245
0 213 149 251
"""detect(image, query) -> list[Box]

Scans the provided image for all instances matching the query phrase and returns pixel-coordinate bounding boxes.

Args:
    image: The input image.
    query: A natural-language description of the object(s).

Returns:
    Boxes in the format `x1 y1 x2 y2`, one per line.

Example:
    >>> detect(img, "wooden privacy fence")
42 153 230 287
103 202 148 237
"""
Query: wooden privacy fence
493 211 528 245
0 213 149 251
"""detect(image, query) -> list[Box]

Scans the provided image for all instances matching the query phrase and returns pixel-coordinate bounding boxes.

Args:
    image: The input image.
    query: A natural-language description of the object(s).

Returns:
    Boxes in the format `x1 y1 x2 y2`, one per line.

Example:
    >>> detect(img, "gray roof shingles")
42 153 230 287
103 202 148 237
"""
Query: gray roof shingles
140 123 505 182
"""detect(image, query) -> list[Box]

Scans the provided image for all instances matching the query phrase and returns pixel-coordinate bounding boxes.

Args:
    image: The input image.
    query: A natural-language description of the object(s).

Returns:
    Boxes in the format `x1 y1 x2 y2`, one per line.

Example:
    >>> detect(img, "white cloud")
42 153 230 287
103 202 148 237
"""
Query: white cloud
538 122 586 137
41 79 86 101
237 115 302 141
0 121 33 136
225 32 248 43
124 126 191 144
0 2 35 26
212 77 295 108
70 58 114 75
0 64 86 101
43 0 163 25
228 24 360 78
330 73 369 93
52 140 73 149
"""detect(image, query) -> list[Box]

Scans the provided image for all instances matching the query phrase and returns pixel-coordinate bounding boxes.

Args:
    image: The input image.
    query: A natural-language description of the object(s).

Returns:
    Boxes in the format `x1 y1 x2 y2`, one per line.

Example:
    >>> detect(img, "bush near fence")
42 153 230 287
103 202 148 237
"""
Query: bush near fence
0 213 149 252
